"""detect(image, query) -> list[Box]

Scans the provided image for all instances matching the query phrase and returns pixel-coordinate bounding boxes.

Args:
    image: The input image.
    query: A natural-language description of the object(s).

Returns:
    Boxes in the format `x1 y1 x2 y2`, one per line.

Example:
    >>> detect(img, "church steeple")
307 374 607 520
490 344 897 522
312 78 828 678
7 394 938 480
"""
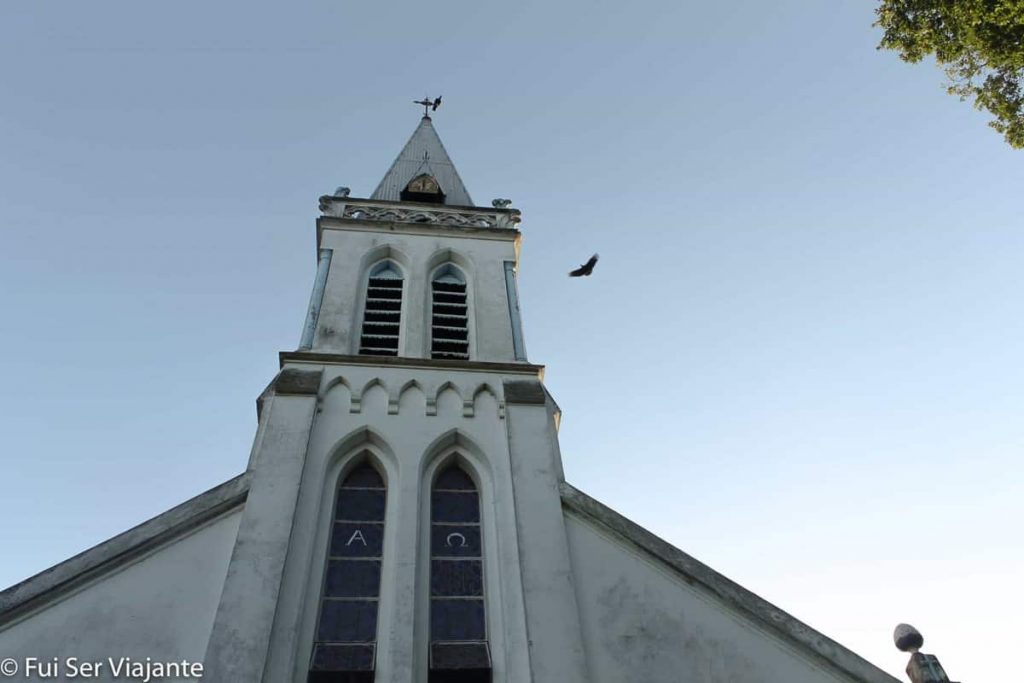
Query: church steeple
370 115 474 207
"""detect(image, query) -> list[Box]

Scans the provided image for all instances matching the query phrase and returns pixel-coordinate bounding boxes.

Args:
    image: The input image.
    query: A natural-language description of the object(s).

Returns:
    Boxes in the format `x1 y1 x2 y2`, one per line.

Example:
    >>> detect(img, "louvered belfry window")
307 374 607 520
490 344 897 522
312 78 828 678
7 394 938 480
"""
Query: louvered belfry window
431 266 469 360
308 463 387 683
359 261 403 356
429 464 492 681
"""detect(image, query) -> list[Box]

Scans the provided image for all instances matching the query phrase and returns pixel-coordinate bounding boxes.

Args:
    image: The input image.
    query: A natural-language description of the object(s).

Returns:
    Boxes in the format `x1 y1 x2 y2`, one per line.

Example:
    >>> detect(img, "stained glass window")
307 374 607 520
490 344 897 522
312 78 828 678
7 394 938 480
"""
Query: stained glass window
308 463 386 683
429 464 492 682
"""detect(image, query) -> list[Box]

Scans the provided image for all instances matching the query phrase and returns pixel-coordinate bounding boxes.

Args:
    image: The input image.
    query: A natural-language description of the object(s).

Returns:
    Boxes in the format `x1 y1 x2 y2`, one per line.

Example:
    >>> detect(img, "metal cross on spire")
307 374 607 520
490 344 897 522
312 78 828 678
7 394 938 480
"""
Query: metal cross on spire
413 95 442 117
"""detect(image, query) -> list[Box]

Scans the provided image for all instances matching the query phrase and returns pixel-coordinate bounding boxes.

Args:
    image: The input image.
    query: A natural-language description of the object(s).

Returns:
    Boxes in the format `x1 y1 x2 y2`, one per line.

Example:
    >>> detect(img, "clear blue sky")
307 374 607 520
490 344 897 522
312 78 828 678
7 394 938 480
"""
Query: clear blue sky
1 1 1020 680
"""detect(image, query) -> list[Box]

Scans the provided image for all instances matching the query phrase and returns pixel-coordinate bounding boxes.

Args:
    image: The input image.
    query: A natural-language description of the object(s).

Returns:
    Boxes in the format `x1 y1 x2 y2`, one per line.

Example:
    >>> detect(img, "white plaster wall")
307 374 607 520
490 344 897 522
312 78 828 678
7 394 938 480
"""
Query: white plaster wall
564 513 856 683
262 363 533 683
0 509 242 682
501 399 590 682
314 225 520 362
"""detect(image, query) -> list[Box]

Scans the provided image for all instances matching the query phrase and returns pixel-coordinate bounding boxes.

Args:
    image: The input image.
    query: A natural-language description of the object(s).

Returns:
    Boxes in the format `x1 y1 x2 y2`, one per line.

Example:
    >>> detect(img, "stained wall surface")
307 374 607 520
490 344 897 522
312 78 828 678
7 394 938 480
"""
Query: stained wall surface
0 510 242 681
564 512 857 683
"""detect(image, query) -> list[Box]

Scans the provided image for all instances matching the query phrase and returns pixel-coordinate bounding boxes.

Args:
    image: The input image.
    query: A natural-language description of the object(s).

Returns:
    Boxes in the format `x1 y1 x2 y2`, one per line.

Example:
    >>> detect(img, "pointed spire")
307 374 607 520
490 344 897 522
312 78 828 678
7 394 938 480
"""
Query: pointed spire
371 116 474 206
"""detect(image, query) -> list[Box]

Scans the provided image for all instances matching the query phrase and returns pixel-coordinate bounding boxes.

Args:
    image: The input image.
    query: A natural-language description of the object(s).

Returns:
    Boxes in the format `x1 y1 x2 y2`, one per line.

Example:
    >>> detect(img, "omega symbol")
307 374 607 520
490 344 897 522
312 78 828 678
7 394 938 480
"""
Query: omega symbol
445 532 468 548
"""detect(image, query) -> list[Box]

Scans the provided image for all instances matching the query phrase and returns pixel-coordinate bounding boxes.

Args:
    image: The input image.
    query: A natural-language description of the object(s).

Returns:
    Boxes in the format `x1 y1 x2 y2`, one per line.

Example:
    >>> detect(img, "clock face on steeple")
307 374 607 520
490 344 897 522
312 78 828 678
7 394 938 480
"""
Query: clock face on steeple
408 174 440 194
401 173 446 204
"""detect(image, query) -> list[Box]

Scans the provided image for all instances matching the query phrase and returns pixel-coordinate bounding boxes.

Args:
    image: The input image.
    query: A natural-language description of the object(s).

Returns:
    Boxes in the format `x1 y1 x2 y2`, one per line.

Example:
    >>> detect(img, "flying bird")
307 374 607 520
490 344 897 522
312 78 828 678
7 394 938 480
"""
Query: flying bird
432 95 442 111
569 253 599 277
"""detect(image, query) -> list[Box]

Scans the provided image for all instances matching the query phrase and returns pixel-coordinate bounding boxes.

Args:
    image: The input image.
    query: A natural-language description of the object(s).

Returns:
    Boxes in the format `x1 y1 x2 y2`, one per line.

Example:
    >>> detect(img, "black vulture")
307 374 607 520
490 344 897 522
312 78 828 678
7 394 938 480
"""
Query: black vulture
569 254 599 277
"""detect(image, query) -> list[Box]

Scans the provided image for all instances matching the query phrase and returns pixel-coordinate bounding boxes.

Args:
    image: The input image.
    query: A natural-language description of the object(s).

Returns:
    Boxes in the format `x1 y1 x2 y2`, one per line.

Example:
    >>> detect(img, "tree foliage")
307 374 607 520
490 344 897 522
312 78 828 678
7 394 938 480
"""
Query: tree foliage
875 0 1024 148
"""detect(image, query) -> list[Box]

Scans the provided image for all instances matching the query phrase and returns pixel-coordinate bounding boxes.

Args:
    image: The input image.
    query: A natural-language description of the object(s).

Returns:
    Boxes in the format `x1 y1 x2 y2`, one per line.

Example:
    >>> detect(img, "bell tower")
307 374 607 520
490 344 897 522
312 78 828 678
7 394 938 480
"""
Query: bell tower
200 109 592 683
302 112 527 363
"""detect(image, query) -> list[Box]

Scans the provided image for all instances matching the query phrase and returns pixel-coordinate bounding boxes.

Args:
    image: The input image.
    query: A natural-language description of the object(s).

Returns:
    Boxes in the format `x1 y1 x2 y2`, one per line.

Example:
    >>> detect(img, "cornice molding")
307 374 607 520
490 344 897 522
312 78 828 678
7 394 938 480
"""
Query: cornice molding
279 350 544 377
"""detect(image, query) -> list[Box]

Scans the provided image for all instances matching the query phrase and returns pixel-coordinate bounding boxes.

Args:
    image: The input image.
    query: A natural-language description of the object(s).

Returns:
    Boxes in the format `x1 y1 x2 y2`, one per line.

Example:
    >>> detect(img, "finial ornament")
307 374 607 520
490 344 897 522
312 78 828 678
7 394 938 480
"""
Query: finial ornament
893 624 958 683
894 624 924 653
413 95 442 117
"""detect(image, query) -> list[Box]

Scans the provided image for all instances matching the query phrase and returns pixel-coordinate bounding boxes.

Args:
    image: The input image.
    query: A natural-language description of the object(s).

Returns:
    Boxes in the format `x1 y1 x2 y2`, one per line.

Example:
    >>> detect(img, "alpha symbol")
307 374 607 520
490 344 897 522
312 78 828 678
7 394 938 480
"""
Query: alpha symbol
445 532 467 548
346 530 367 546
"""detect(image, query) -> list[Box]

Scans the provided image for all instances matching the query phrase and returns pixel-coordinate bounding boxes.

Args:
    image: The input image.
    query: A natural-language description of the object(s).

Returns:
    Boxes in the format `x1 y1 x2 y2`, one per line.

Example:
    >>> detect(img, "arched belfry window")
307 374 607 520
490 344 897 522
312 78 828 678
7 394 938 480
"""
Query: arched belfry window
429 463 492 681
308 463 387 682
401 173 446 204
430 265 469 361
359 261 403 356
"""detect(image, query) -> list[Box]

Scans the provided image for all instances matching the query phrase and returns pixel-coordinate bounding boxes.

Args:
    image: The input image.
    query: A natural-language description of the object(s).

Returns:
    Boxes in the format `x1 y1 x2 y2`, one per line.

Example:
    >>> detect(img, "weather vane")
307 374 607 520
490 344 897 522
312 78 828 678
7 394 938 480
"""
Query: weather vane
413 95 442 117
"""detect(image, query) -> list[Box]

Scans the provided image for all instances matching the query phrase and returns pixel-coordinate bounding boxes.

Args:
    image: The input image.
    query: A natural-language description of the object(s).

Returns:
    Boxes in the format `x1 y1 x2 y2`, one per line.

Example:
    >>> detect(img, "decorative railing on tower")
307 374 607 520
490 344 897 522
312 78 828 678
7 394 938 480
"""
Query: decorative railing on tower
319 194 521 231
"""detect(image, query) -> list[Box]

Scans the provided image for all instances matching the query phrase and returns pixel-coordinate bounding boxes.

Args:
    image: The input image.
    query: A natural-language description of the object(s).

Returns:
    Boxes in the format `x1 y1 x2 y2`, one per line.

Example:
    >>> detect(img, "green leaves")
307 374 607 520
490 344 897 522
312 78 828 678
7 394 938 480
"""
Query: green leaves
875 0 1024 148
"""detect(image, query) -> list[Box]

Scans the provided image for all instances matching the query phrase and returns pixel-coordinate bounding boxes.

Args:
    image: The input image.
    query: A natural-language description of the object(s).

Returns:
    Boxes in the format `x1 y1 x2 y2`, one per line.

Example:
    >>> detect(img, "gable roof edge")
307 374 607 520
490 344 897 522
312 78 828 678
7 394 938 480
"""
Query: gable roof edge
559 482 899 683
0 473 250 627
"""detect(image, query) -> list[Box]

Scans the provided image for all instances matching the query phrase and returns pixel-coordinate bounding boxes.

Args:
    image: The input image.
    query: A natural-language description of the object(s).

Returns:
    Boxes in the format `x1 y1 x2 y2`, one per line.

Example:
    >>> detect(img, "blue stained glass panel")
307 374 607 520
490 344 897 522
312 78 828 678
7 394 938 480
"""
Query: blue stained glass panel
431 559 483 597
316 600 378 642
324 560 382 598
430 598 486 641
431 491 479 523
336 489 386 521
435 467 475 490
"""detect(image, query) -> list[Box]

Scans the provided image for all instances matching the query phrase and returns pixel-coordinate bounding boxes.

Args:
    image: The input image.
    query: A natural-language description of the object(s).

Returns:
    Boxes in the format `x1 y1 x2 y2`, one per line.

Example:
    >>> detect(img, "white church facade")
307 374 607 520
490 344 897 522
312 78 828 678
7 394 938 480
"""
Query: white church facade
0 114 900 683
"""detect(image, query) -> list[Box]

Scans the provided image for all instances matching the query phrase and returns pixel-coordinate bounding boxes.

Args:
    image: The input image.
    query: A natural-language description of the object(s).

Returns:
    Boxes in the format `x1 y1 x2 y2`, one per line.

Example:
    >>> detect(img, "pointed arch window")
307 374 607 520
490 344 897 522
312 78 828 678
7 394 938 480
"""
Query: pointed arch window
429 463 492 681
431 265 469 361
308 463 387 682
359 261 403 356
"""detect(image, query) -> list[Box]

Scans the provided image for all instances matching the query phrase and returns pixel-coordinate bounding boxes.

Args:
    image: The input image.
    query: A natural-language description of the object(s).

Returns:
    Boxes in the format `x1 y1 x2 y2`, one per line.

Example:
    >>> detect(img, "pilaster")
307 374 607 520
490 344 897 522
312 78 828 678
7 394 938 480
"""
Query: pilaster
503 380 590 682
203 367 323 682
